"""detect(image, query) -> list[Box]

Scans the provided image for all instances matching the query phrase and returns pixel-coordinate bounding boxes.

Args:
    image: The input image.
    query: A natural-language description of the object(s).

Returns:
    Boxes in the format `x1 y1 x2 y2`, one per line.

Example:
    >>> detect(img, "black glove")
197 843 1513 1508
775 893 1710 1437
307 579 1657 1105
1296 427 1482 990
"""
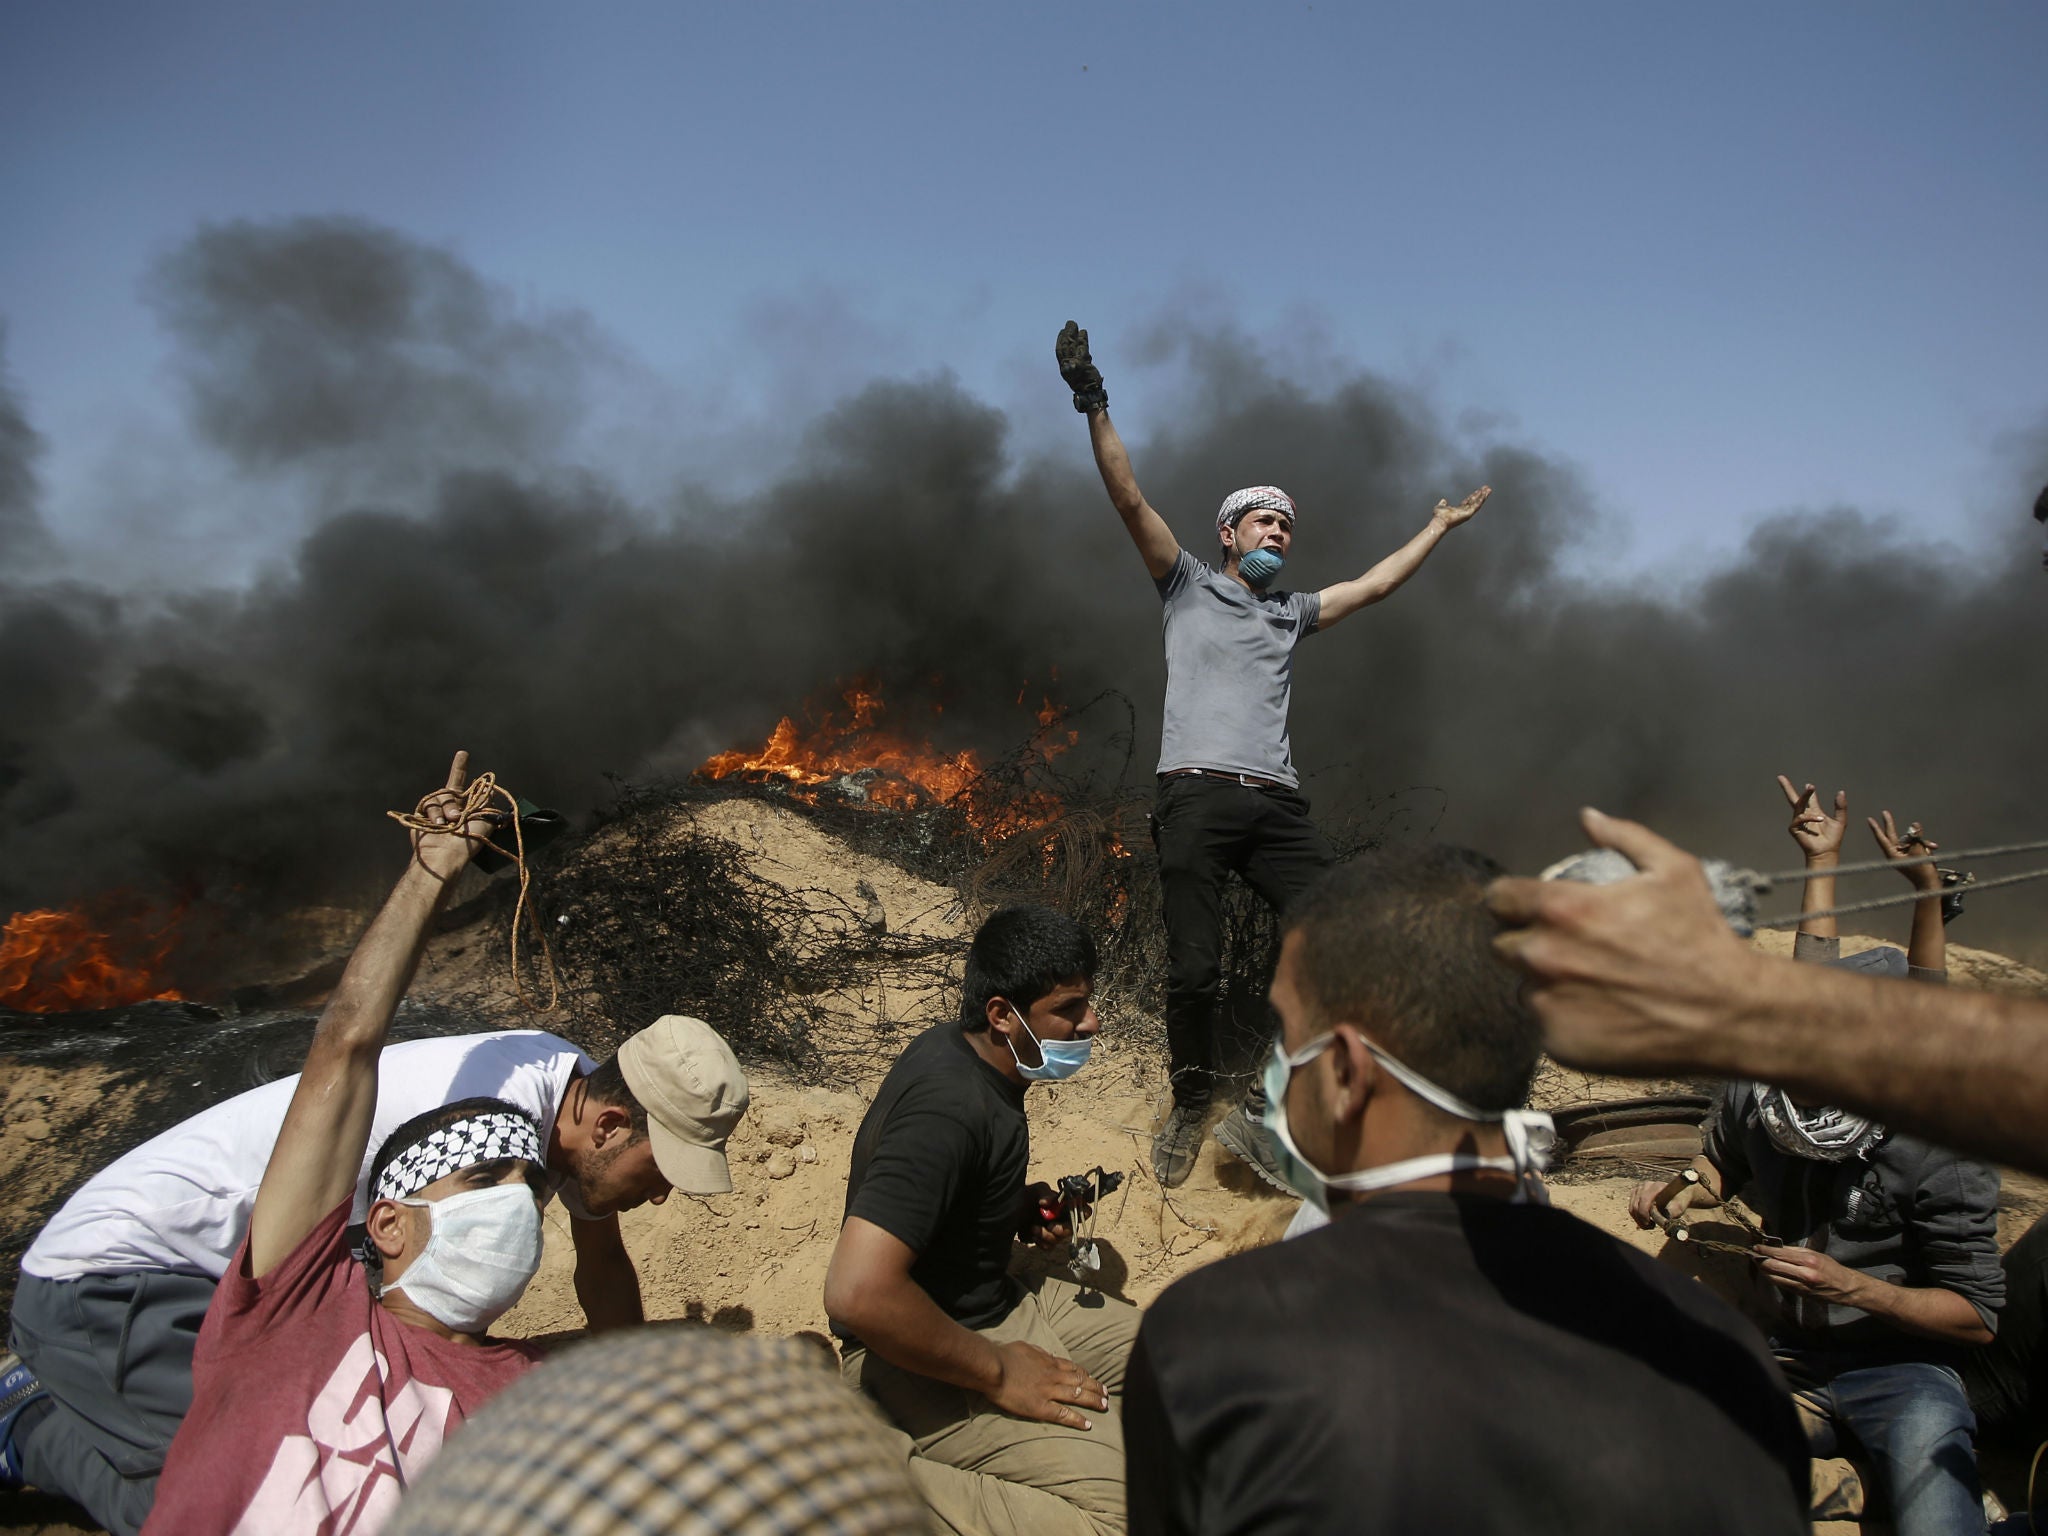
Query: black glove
1056 321 1108 414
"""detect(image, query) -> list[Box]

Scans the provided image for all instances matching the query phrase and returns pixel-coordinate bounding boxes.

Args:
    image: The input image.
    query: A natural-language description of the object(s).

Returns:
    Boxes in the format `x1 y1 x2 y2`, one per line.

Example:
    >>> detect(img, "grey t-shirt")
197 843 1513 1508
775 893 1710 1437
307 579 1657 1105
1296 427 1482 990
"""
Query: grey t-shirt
1155 549 1320 785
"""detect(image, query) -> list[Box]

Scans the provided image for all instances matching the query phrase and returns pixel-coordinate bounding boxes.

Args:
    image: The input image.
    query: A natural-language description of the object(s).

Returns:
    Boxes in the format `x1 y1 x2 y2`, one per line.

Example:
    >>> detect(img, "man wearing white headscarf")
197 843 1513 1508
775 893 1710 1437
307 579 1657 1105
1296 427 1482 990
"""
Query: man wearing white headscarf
1054 322 1491 1189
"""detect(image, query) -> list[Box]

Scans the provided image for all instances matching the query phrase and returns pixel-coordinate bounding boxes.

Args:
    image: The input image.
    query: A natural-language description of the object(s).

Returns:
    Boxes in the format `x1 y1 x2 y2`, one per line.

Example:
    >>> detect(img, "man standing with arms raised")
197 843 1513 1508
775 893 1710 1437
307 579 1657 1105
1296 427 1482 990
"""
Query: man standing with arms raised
1055 322 1491 1187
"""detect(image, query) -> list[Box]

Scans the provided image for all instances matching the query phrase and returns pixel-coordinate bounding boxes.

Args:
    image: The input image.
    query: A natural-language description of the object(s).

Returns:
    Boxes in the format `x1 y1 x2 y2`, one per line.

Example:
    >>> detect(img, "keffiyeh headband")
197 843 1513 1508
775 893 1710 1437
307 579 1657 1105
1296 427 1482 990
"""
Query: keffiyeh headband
374 1110 544 1202
1753 1085 1885 1163
1216 486 1297 536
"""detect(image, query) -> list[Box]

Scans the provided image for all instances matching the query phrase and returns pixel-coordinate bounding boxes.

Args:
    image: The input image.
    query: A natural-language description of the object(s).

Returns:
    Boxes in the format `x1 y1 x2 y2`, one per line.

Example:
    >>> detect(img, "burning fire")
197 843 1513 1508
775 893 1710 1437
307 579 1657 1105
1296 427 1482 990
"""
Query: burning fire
0 897 188 1013
696 676 1088 839
698 680 983 810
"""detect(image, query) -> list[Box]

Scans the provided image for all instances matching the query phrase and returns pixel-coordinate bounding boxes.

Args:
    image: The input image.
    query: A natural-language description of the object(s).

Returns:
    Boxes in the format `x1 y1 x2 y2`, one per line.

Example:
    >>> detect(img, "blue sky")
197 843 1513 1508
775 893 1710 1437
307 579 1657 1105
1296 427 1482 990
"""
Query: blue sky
3 2 2045 581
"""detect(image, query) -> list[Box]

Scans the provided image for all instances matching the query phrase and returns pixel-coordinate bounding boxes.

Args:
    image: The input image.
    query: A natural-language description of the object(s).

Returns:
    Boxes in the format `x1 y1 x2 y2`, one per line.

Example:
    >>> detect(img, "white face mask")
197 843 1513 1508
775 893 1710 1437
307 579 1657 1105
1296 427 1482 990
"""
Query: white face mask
1262 1032 1555 1214
388 1182 544 1332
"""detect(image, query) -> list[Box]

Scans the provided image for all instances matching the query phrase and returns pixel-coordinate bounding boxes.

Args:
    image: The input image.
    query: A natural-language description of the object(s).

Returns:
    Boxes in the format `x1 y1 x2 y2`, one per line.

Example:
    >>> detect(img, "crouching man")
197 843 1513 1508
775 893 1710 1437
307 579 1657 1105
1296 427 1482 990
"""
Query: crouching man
1632 779 2003 1536
1126 847 1812 1535
825 906 1135 1536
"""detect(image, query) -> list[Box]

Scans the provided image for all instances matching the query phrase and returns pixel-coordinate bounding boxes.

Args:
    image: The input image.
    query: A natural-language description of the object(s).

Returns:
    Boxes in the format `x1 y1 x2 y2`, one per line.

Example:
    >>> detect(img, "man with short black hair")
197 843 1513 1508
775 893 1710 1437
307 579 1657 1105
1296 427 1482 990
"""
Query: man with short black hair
1124 845 1811 1536
826 905 1136 1536
1055 322 1493 1189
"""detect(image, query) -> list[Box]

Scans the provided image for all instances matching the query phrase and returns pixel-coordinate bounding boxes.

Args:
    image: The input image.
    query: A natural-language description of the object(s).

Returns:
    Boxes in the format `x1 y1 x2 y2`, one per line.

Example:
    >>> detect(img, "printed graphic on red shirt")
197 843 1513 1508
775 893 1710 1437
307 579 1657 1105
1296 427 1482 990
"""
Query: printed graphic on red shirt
230 1332 454 1534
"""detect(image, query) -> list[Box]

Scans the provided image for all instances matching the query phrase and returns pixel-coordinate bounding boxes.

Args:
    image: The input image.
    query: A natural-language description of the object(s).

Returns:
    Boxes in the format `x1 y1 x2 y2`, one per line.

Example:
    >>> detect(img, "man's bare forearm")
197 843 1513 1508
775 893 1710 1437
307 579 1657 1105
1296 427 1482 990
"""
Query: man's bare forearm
1087 408 1144 517
1796 858 1838 942
315 860 452 1059
1705 958 2048 1169
838 1275 1005 1395
573 1235 646 1332
1087 408 1179 577
1849 1276 1994 1346
1318 516 1452 628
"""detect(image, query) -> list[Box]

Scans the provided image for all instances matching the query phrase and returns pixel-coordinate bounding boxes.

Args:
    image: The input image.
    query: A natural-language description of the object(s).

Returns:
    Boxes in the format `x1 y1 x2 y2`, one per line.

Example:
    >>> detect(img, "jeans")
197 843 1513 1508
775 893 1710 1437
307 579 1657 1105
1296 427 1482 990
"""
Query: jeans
1778 1347 1984 1536
1151 774 1334 1110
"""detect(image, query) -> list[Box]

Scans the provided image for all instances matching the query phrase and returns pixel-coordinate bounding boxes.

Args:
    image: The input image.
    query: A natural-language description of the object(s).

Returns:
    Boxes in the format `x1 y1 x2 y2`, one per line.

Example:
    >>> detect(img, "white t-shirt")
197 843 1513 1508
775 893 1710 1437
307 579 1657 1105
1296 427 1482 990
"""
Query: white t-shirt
25 1031 595 1283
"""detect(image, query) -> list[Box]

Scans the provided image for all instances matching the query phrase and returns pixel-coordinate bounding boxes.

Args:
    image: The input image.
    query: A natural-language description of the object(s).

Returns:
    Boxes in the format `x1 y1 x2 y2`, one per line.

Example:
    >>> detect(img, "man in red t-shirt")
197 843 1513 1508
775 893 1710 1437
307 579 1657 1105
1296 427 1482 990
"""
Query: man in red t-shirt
143 753 553 1535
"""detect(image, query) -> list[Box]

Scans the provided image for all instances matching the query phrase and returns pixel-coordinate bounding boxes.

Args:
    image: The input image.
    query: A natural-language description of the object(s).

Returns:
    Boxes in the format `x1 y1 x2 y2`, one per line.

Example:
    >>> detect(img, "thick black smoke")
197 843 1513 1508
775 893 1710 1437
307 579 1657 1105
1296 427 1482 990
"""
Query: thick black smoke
3 218 2045 977
0 330 52 566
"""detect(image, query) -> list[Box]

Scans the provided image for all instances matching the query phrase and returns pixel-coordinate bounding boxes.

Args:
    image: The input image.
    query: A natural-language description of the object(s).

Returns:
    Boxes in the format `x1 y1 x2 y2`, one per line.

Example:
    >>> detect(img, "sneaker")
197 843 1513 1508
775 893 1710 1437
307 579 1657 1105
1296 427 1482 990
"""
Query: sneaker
1213 1105 1293 1193
1151 1102 1206 1189
0 1351 49 1488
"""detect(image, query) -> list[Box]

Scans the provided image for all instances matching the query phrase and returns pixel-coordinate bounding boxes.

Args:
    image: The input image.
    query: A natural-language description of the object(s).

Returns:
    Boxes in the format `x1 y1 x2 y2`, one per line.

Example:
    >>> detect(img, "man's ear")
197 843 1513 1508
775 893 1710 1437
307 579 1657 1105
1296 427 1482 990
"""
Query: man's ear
1329 1025 1379 1124
591 1104 636 1149
365 1197 413 1264
984 995 1015 1036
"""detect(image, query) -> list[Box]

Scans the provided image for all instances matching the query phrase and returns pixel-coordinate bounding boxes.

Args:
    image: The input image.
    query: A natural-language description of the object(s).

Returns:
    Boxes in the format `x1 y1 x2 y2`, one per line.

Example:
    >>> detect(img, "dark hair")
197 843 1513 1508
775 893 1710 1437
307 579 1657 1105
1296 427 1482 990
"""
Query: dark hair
582 1055 649 1139
1281 845 1538 1114
2034 483 2047 524
367 1095 541 1202
959 905 1098 1032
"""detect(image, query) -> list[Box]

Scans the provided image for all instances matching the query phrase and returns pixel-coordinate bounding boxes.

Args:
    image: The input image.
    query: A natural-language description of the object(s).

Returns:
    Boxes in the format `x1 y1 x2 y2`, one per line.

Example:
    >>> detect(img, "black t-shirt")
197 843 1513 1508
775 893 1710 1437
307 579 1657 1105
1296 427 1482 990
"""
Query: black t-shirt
1125 1193 1811 1536
841 1023 1030 1331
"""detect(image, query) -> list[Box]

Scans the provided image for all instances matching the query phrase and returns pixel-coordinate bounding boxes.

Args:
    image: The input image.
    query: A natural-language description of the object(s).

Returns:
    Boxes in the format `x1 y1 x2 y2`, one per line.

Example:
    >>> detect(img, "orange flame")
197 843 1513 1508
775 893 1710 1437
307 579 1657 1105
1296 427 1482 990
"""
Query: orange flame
696 677 1081 840
0 897 188 1013
698 679 983 810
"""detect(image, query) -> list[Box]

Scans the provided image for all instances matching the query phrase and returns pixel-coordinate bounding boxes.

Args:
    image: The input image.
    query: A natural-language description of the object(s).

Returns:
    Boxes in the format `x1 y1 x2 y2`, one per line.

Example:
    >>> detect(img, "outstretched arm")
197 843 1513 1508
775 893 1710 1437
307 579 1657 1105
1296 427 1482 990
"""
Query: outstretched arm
1316 486 1489 630
1058 322 1179 580
1486 809 2048 1175
1869 811 1947 978
245 752 495 1277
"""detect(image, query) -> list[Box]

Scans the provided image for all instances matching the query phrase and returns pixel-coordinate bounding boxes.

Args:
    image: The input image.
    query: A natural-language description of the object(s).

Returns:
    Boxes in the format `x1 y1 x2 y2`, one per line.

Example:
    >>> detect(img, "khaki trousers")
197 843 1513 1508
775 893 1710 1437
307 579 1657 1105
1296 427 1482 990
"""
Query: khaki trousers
843 1272 1140 1536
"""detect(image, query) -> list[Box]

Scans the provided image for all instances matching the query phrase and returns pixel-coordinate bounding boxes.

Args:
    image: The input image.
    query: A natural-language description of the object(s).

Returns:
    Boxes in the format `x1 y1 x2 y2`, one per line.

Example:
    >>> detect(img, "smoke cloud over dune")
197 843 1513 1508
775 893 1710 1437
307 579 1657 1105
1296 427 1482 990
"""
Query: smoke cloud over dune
3 217 2045 969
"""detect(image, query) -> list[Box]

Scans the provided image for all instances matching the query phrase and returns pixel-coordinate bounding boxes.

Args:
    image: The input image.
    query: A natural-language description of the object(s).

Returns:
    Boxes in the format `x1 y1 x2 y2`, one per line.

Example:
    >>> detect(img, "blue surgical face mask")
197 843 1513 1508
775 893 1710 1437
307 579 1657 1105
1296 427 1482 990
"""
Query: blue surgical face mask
1261 1033 1555 1213
1006 1004 1095 1083
1238 547 1285 587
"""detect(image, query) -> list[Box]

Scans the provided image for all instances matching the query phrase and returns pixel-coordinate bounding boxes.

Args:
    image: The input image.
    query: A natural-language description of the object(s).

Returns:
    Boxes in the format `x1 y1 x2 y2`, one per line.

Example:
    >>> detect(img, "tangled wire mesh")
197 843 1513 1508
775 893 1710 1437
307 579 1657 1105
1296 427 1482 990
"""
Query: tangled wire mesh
517 695 1404 1085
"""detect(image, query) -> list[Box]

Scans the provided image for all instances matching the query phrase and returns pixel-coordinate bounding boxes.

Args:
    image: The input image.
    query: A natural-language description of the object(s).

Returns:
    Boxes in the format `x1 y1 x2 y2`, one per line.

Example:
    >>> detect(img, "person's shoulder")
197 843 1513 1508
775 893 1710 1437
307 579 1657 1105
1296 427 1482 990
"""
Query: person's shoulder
874 1029 997 1118
396 1029 581 1064
1880 1133 2000 1194
1146 1215 1376 1333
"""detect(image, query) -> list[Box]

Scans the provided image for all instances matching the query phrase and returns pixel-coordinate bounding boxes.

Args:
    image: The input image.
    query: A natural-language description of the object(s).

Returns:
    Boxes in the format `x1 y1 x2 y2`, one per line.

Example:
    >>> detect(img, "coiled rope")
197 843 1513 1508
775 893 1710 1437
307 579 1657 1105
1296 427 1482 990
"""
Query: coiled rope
386 772 559 1011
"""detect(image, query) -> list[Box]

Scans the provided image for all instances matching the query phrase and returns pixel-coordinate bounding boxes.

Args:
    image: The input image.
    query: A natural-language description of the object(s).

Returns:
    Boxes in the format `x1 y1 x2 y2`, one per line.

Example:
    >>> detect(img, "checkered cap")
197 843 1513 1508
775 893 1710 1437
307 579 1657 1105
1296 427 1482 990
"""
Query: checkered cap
1216 485 1297 536
387 1328 928 1536
373 1110 544 1203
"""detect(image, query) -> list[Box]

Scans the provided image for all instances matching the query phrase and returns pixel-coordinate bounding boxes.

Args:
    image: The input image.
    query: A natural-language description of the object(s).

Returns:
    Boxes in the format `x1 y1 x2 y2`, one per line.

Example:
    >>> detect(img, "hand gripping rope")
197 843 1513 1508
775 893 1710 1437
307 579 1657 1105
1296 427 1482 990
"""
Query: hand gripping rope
386 772 560 1011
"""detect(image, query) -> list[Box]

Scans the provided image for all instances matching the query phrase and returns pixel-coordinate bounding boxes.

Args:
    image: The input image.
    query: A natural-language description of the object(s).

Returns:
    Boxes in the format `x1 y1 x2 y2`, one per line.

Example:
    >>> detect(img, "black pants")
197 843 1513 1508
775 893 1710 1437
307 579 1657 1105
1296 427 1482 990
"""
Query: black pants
1151 774 1335 1109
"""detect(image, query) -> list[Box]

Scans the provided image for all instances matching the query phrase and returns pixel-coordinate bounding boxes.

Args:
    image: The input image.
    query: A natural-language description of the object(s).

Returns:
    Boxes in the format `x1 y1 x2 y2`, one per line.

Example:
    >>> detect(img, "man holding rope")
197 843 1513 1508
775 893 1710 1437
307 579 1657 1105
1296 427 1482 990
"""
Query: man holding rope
0 756 748 1533
1055 322 1492 1188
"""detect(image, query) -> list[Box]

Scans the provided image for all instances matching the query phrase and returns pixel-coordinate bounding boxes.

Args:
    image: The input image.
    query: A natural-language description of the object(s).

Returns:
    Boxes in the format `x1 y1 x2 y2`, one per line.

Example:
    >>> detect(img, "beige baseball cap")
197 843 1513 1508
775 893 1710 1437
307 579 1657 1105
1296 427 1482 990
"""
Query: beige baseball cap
615 1015 750 1195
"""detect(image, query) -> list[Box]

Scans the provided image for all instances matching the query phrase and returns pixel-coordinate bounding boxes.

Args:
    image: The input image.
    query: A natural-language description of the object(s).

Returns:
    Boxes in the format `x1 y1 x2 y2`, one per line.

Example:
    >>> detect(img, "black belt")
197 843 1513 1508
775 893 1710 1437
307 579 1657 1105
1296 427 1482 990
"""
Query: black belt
1160 767 1293 793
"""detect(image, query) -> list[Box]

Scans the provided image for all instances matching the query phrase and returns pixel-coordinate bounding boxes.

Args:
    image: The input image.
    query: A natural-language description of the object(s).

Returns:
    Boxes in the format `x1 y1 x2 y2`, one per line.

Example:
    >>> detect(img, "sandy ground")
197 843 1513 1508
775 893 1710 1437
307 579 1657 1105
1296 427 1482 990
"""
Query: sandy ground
6 799 2048 1533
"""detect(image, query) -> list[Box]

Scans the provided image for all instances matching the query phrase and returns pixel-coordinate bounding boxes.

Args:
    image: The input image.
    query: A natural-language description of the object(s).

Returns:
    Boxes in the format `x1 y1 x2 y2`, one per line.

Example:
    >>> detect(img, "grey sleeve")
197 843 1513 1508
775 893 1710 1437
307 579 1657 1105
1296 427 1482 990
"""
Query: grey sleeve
1909 966 1948 986
1294 587 1321 635
1155 549 1197 602
1910 1153 2006 1330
